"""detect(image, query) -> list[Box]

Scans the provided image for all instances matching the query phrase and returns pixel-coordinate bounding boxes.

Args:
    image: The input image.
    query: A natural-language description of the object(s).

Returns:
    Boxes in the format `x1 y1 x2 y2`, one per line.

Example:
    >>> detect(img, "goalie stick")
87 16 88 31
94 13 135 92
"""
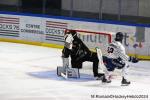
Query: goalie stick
96 47 106 74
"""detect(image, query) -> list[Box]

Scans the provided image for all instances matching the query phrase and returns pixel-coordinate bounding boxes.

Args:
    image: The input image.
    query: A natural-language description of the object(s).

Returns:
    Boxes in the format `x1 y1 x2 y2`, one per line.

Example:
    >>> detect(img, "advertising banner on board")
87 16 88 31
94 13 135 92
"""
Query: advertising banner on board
0 16 20 37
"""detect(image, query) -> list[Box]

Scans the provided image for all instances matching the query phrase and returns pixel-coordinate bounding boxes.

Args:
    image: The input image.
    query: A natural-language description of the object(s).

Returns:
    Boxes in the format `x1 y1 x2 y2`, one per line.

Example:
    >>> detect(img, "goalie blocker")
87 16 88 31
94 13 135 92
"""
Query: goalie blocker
57 66 80 79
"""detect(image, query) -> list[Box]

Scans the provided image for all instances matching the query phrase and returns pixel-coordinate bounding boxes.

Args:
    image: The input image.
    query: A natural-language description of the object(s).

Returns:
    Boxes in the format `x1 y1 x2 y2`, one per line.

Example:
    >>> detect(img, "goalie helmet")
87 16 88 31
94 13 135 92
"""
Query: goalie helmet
65 29 77 38
115 32 124 43
64 30 74 50
69 30 77 38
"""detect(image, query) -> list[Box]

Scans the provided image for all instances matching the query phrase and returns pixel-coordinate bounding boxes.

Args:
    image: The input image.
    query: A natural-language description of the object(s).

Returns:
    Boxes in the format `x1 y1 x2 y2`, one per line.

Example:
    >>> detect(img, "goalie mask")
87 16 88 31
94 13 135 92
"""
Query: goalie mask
67 30 77 38
64 30 74 50
115 32 124 43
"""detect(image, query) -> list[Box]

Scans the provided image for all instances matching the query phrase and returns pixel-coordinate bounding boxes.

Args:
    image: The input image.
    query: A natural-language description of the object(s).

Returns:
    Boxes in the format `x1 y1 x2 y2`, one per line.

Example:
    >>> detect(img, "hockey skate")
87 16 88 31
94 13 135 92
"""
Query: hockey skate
94 73 105 80
121 77 131 86
102 76 111 83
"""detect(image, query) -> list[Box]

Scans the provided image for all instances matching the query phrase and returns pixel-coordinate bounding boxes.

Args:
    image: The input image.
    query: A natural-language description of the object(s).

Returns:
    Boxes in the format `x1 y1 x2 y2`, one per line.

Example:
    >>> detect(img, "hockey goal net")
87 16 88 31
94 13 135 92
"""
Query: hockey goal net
68 29 113 55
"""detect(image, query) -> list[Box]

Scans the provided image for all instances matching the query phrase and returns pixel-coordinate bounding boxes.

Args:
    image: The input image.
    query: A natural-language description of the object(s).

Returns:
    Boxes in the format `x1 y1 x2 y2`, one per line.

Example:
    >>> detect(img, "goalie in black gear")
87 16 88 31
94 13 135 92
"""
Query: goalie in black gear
62 29 104 80
97 32 139 85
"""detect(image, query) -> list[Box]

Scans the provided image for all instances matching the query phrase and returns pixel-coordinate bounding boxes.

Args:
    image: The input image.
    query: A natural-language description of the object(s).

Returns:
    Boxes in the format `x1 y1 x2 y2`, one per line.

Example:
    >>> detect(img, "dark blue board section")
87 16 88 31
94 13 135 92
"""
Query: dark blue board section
0 11 150 28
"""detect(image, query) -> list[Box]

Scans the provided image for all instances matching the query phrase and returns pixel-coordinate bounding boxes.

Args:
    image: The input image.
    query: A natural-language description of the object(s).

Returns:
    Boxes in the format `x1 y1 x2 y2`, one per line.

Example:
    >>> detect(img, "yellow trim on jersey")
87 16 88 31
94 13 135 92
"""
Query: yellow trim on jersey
0 37 149 60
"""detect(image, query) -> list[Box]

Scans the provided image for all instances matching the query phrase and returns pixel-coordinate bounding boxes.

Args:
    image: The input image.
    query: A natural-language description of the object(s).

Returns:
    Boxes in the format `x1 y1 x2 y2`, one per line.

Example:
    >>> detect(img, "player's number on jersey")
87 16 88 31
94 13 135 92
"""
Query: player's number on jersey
107 47 114 53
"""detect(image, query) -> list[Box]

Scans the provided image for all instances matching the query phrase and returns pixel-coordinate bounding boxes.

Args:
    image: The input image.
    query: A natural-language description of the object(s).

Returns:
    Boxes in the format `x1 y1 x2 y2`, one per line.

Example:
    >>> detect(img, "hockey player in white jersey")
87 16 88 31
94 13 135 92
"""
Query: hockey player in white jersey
97 32 139 85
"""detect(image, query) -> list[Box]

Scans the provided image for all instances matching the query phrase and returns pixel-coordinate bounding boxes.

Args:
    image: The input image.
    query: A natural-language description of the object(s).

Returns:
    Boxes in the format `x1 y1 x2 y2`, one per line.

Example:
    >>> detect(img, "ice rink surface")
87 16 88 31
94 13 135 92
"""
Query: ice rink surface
0 42 150 100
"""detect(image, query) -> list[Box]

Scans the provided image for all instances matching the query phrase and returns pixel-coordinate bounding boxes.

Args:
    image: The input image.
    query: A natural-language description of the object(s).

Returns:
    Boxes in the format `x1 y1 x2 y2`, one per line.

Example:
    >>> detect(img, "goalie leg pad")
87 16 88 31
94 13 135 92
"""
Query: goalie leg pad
62 57 69 68
66 68 80 78
57 66 80 78
57 66 66 76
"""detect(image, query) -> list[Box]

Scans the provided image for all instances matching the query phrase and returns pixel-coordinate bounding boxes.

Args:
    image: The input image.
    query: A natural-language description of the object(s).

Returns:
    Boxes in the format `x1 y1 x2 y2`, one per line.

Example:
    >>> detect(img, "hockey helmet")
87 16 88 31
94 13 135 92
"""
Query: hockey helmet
65 29 71 35
115 32 124 42
69 30 77 37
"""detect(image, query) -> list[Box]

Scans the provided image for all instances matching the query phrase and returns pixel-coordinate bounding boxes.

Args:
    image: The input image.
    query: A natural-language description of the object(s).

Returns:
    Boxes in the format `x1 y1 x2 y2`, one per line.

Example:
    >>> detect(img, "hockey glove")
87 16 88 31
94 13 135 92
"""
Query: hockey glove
129 56 139 63
95 47 100 52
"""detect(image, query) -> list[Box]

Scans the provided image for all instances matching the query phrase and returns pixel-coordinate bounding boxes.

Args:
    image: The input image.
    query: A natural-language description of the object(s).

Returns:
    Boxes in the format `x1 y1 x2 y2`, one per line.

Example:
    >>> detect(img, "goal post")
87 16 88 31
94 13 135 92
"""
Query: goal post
75 29 112 43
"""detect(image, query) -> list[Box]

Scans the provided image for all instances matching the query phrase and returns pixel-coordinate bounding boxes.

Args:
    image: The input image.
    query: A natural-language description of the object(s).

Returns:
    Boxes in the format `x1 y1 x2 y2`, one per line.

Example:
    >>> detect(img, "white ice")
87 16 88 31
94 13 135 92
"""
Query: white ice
0 42 150 100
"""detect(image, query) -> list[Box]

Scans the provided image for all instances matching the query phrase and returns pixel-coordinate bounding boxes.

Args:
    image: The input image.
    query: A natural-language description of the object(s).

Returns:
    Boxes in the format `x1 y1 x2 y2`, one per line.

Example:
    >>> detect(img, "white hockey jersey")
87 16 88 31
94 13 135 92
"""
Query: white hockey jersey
106 41 129 62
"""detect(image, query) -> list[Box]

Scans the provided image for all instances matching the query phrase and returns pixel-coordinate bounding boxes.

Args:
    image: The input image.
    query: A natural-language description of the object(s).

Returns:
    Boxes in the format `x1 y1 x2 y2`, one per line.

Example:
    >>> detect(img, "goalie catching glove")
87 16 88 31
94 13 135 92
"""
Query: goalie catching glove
128 56 139 63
